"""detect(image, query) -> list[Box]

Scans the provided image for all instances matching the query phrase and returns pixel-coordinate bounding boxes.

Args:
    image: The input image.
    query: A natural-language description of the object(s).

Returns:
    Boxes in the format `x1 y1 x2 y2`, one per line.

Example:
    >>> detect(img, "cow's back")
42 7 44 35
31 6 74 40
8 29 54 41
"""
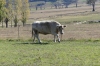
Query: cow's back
32 20 61 34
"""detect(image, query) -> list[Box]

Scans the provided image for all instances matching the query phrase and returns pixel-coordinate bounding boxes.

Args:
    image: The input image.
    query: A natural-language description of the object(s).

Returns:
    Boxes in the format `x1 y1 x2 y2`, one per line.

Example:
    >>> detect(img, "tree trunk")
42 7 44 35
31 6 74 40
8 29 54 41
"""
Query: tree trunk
2 20 4 28
76 3 77 8
11 20 12 27
54 5 57 9
5 21 8 28
92 3 95 11
5 18 9 28
36 6 38 10
14 16 18 27
65 4 68 8
23 22 25 27
14 22 17 27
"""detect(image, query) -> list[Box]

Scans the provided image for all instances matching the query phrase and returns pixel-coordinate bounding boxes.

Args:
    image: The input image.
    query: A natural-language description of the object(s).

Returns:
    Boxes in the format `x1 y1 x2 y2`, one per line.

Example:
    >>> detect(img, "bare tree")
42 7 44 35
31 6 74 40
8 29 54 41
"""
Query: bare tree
75 0 78 8
87 0 97 11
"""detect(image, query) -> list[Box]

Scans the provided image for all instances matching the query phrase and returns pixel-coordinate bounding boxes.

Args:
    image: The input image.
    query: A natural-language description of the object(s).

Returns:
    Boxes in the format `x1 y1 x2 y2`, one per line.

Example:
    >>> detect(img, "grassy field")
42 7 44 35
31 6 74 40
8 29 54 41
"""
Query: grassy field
0 40 100 66
0 3 100 66
55 13 100 23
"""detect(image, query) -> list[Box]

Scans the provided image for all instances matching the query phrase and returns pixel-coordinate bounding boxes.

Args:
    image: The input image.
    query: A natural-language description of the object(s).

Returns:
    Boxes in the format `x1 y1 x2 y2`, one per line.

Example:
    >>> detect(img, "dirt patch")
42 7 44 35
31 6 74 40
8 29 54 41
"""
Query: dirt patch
0 26 32 39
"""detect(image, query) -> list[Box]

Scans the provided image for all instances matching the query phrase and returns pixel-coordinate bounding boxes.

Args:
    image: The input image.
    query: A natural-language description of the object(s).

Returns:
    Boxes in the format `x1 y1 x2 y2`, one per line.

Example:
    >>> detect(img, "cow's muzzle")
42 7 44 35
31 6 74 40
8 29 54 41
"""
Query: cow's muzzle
60 32 64 34
61 33 63 34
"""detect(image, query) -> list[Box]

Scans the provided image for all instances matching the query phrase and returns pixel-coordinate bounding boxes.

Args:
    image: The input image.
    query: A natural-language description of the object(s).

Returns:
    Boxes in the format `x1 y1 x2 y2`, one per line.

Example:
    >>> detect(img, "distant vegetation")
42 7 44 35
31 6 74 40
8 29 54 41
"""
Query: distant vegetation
0 0 30 28
29 0 79 9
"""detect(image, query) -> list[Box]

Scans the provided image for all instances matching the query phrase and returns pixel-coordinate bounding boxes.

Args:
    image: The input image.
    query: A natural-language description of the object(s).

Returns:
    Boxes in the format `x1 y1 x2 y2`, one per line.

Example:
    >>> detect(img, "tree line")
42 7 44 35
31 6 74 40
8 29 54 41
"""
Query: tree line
30 0 78 9
30 0 97 11
0 0 30 28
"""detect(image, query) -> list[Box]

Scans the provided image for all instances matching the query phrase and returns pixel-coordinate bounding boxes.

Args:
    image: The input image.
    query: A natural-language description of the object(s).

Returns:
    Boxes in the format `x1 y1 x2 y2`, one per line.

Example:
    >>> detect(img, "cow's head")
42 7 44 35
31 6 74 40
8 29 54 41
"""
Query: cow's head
57 25 66 34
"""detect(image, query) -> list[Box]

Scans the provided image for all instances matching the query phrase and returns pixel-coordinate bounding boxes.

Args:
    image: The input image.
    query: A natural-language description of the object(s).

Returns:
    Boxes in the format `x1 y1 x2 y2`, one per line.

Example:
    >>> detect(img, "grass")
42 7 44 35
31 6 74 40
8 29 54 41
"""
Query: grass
55 13 100 23
0 40 100 66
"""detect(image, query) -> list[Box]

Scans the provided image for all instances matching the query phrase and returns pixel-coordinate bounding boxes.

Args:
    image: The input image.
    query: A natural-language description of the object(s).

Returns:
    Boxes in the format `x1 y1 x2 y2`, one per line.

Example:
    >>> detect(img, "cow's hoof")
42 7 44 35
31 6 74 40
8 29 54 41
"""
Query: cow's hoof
58 41 60 43
38 42 41 44
39 41 42 44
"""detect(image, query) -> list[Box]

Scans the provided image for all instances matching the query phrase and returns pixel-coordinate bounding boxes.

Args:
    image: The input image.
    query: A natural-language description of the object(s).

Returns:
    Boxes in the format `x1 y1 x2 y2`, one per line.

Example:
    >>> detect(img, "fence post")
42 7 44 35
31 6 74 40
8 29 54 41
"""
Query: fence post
18 24 20 40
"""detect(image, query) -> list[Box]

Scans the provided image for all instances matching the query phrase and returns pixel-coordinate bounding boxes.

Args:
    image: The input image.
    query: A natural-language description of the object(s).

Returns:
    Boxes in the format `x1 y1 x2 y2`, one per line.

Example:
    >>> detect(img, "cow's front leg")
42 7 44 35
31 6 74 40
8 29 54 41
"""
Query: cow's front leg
54 35 57 42
57 34 60 43
54 34 60 43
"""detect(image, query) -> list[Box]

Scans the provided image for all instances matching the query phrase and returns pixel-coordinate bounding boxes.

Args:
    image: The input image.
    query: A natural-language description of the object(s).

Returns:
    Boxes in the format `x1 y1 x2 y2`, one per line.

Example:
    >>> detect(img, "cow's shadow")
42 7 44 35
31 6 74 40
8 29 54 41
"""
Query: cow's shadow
16 42 49 45
30 42 49 45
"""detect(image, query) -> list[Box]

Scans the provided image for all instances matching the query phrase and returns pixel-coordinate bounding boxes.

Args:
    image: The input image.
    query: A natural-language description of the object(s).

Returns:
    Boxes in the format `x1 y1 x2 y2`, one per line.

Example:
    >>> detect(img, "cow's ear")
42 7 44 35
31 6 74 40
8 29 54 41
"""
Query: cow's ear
62 25 66 27
63 25 66 27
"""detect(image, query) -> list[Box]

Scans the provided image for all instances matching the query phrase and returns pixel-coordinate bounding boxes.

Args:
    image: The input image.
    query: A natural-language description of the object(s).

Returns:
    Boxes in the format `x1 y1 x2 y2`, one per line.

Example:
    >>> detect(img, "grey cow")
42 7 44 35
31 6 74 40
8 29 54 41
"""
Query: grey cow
32 20 66 43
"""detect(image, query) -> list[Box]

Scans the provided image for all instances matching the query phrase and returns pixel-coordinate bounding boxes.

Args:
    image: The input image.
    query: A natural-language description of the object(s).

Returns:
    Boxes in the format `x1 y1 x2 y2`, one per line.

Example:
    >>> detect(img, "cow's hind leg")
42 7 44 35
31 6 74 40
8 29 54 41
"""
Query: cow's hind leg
33 34 41 43
36 34 42 43
32 30 36 42
33 30 41 43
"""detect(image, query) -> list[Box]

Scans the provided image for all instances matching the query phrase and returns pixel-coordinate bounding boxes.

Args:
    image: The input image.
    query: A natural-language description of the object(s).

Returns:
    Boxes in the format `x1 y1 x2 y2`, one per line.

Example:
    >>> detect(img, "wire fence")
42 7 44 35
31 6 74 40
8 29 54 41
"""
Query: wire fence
1 21 100 43
0 1 100 43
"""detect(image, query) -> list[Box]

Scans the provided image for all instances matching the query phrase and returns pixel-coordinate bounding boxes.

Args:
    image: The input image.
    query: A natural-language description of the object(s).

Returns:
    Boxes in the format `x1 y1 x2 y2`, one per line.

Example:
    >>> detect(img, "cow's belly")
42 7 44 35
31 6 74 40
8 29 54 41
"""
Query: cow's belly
38 29 51 35
39 32 50 35
36 27 51 35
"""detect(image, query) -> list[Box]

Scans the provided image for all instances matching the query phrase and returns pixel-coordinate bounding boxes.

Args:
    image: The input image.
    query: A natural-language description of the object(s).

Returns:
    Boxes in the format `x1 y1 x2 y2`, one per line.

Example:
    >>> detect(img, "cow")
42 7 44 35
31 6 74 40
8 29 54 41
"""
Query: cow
32 20 66 43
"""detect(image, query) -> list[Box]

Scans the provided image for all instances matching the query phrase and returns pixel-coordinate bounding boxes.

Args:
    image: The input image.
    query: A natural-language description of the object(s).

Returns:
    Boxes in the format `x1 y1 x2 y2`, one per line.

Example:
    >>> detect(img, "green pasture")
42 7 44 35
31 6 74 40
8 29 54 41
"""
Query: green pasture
55 13 100 23
28 12 100 24
0 40 100 66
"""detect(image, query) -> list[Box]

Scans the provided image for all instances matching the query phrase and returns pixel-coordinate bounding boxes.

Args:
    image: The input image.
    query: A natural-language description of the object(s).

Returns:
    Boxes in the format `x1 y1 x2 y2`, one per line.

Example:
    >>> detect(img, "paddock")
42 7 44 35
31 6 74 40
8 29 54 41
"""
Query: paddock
0 3 100 41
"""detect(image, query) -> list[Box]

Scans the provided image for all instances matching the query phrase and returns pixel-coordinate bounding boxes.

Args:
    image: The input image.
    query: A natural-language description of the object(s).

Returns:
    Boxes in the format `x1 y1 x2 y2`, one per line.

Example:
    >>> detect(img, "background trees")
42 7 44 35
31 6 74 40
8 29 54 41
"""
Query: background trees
62 0 76 8
21 0 30 26
29 0 78 9
0 0 7 27
0 0 30 28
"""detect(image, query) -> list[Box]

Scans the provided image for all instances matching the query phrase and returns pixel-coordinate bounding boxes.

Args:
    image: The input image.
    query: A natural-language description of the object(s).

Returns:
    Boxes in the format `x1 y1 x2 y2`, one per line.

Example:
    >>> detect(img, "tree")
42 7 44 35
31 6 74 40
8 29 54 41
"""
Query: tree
0 0 8 27
0 0 6 22
6 0 30 27
87 0 97 11
63 0 77 8
21 0 30 26
35 2 46 10
6 0 14 27
75 0 78 8
13 0 22 27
